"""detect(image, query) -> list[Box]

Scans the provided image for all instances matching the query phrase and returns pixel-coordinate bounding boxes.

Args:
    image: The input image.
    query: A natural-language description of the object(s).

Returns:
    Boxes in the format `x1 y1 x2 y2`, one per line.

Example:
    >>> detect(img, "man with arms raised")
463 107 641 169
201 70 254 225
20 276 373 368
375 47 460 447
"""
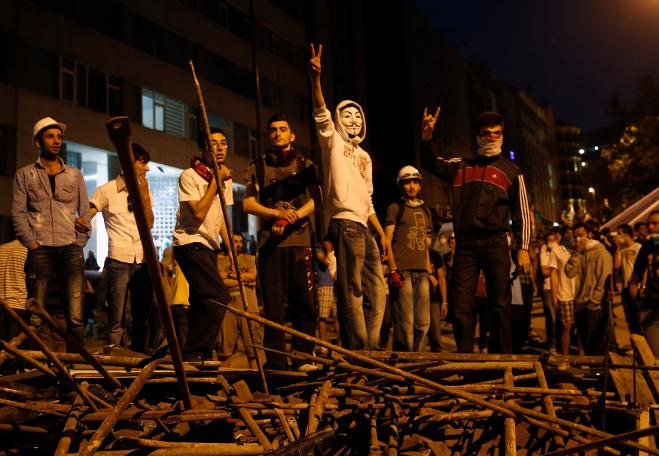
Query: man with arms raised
421 108 531 354
309 44 389 350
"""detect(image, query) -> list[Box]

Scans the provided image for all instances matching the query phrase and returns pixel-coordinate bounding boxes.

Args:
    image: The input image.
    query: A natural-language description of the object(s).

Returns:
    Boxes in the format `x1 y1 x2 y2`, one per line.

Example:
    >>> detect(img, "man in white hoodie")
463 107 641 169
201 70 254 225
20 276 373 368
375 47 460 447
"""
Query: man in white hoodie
309 43 390 350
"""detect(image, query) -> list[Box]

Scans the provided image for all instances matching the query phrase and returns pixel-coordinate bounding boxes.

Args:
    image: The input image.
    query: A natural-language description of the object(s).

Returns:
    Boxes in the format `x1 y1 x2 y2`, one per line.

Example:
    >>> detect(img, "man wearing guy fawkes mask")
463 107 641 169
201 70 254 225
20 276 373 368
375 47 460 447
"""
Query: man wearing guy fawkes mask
309 43 390 351
421 109 532 354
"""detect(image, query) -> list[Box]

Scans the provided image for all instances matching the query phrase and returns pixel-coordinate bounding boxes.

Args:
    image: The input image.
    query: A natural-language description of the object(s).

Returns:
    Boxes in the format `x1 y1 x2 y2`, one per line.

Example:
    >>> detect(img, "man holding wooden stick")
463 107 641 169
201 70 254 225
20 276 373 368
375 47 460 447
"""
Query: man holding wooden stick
172 128 232 360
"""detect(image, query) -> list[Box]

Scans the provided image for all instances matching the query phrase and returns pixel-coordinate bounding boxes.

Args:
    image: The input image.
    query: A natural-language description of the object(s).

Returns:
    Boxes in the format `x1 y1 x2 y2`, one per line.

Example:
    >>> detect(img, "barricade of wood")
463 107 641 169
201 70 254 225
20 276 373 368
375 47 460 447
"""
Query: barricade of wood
1 314 658 455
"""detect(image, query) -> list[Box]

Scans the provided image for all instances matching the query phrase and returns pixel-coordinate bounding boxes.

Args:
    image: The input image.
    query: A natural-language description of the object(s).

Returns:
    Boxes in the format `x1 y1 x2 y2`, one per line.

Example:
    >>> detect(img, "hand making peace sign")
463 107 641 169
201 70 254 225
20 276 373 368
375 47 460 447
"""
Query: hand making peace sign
421 106 441 141
308 43 323 78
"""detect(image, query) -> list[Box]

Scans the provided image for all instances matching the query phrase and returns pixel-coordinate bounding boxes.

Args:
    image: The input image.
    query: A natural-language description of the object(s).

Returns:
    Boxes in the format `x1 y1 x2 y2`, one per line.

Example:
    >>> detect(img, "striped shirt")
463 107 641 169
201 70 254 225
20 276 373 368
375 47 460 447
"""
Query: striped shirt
0 240 28 310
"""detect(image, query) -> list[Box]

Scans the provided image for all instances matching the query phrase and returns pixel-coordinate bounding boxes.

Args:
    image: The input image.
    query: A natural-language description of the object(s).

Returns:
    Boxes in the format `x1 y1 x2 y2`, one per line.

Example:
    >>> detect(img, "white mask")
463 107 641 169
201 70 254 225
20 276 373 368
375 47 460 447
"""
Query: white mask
340 106 363 138
477 135 503 157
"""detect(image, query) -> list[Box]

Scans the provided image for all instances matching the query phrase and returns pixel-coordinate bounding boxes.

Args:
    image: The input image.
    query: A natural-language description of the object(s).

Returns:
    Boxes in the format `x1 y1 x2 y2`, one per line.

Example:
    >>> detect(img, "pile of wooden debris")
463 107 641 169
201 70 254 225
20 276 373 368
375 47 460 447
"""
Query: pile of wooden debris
1 300 658 455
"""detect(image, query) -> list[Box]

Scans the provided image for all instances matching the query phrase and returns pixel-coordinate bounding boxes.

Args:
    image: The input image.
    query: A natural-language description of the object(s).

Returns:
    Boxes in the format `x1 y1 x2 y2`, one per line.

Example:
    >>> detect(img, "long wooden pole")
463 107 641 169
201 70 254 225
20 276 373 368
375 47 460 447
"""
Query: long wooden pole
188 61 269 395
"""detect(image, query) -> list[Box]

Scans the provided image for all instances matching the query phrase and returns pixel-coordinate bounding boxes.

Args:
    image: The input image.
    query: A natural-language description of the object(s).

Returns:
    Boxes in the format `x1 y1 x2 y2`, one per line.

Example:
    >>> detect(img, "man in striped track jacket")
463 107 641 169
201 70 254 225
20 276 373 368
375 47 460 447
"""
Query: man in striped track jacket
420 109 532 354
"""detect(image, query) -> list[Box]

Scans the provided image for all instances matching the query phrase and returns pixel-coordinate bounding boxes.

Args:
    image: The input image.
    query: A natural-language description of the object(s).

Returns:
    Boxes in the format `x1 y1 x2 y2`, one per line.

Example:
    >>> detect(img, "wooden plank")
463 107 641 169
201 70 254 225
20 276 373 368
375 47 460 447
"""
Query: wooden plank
608 352 654 407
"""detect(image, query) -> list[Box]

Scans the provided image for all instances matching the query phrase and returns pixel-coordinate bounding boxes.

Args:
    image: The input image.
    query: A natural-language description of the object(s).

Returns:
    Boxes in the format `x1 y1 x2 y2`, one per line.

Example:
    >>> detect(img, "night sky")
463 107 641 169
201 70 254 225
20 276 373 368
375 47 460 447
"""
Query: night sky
415 0 659 130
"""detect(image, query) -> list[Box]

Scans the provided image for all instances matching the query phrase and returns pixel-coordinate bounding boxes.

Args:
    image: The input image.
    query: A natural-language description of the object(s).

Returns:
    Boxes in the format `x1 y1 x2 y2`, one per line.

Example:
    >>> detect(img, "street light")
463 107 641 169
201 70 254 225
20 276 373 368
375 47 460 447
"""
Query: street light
588 187 596 199
578 148 585 155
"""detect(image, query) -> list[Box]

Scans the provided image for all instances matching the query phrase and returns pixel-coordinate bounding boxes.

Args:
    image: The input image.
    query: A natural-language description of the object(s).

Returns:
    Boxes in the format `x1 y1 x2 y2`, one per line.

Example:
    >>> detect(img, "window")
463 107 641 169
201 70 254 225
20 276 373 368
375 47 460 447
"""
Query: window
0 125 16 177
188 106 199 141
142 88 187 138
59 57 122 115
59 57 76 102
88 69 107 113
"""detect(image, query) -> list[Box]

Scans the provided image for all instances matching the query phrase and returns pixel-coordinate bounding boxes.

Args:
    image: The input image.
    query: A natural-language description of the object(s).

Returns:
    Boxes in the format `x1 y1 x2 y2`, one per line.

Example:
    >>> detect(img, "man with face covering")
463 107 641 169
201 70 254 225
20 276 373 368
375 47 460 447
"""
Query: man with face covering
420 108 531 354
309 43 390 350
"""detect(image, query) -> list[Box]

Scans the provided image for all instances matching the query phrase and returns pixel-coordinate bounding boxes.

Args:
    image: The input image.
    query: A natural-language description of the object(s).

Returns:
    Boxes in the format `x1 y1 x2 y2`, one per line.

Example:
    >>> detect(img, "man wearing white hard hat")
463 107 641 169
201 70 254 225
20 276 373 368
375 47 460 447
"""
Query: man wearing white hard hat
11 116 91 349
384 166 438 351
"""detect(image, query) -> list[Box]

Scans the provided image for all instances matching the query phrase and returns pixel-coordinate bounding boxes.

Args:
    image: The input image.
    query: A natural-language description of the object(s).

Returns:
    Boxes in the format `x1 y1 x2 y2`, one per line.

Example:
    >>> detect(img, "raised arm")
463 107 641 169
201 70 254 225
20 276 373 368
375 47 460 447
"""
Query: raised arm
308 43 325 109
421 107 441 142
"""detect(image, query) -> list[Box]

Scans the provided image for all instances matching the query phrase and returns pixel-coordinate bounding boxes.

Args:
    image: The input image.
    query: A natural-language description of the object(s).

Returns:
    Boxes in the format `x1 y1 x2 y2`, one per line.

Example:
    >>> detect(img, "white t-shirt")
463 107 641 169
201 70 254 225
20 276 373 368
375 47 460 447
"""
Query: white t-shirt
172 169 233 251
540 246 552 291
549 244 577 302
90 176 153 263
619 242 641 287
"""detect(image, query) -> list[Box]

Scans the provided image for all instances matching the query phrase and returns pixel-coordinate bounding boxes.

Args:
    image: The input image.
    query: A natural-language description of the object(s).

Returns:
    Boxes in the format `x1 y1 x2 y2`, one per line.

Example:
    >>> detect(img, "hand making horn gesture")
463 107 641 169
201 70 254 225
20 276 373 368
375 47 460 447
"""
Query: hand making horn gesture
421 106 441 141
308 43 323 79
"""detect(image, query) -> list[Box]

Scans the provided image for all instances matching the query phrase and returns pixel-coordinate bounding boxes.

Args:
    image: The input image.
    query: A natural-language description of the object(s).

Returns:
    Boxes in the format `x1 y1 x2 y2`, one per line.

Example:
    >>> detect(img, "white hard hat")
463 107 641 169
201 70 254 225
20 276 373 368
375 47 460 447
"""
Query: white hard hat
32 117 67 143
397 165 423 184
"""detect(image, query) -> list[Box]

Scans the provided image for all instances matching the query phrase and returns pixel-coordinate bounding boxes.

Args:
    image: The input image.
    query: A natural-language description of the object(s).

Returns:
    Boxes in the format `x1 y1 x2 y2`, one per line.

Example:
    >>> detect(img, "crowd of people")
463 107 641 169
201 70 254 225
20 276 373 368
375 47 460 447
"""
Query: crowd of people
1 44 658 371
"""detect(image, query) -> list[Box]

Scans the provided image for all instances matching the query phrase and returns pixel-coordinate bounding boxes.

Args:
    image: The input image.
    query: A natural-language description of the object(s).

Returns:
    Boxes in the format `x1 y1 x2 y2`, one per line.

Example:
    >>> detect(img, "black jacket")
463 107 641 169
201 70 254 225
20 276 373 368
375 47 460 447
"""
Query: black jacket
422 141 531 251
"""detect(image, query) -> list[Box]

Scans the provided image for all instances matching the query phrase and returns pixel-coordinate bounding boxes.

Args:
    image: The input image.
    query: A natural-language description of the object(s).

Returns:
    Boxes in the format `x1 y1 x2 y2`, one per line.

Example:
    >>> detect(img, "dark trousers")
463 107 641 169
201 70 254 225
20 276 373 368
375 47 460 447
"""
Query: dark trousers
576 308 608 355
511 305 528 353
428 301 443 352
171 305 189 351
621 287 641 334
174 243 229 356
26 245 85 349
258 246 317 370
450 233 512 354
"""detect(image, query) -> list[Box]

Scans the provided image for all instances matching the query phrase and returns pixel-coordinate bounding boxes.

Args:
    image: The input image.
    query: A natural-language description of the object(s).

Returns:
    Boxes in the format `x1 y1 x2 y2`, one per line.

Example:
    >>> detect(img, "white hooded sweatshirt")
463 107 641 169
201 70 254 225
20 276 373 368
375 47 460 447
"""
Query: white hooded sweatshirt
313 100 375 227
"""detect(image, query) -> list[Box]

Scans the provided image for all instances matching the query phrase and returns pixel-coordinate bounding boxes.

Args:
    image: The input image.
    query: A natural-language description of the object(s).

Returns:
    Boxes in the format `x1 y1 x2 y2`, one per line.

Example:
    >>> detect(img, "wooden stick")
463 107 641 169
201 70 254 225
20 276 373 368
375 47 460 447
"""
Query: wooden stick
80 359 162 456
503 367 516 456
27 298 123 390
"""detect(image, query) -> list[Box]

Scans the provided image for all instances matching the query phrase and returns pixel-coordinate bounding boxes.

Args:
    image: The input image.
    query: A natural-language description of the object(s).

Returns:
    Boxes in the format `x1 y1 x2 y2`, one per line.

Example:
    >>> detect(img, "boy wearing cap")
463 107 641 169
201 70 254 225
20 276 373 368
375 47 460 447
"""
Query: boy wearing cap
385 166 435 351
12 117 91 348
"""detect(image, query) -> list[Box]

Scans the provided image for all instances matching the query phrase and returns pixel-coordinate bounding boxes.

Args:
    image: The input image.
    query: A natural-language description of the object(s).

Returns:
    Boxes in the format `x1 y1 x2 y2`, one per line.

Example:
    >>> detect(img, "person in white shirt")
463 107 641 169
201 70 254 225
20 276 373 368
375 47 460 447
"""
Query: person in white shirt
309 43 390 350
540 232 558 353
615 223 642 334
89 144 154 352
549 226 578 356
172 128 232 360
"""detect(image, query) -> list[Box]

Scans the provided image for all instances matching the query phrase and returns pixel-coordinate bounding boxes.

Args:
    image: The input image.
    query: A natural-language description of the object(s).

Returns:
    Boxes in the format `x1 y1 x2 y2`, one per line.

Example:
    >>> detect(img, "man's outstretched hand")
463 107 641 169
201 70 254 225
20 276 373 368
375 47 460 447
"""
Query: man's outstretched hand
308 43 323 79
421 107 441 141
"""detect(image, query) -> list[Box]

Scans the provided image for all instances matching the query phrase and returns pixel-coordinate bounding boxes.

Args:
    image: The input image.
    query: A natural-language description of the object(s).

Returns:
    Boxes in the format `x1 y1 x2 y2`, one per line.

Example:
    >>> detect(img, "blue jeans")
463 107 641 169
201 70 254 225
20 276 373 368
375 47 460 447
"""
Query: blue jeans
329 219 386 350
26 245 85 347
105 259 152 351
391 271 430 351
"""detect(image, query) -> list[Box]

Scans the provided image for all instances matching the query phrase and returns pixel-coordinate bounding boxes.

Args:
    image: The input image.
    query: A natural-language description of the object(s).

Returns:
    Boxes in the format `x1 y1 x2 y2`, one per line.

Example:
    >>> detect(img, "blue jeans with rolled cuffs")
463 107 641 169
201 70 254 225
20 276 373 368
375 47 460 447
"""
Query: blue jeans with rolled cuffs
105 258 152 352
391 270 430 352
26 244 85 347
329 219 386 350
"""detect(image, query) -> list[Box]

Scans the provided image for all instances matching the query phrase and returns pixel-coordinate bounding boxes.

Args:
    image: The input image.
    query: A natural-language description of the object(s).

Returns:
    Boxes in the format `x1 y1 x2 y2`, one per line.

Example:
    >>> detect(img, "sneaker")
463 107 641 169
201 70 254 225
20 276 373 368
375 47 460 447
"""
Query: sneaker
297 363 321 373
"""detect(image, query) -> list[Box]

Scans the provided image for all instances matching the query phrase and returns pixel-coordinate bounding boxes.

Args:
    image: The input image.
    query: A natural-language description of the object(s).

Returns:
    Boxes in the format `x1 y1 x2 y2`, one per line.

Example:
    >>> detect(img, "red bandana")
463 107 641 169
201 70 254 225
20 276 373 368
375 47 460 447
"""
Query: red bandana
191 157 232 183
